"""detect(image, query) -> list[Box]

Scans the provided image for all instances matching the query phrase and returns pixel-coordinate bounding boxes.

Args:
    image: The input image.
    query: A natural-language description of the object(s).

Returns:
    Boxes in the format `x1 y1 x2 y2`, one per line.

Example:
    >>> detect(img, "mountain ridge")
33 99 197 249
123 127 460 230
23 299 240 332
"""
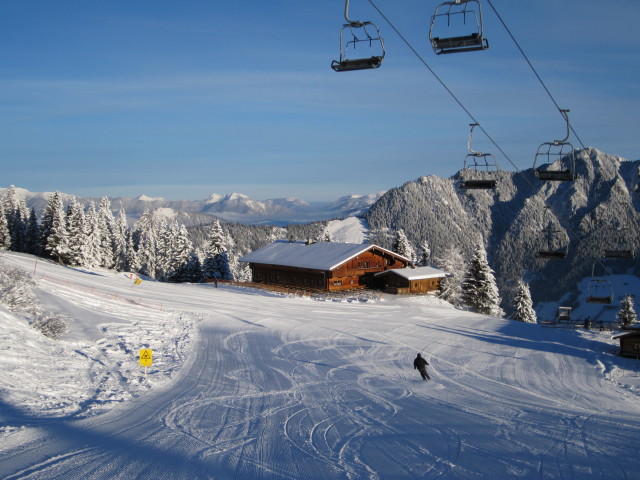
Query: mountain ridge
364 147 640 310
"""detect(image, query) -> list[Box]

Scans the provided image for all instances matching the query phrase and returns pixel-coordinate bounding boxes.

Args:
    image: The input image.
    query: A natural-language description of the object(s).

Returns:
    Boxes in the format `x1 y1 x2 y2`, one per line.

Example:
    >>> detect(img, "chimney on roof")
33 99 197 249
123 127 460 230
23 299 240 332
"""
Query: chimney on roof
410 262 416 269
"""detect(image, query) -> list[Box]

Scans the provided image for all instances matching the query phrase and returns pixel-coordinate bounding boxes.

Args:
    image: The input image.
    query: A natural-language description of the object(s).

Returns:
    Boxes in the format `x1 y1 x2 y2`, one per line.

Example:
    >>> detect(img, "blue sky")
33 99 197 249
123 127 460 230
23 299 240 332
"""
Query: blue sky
2 1 639 202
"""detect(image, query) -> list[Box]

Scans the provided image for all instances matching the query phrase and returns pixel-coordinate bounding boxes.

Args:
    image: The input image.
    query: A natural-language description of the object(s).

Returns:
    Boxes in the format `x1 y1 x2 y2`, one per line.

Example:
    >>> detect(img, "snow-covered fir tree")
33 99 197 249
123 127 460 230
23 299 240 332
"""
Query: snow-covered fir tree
434 246 466 307
233 259 252 283
97 197 115 269
126 234 140 273
9 208 28 253
617 295 637 327
417 240 431 267
112 208 130 272
393 228 416 262
40 191 64 258
186 252 204 283
319 228 333 242
512 280 537 323
166 223 195 282
133 210 159 278
0 202 11 250
45 193 70 264
3 186 29 253
202 220 232 280
461 241 504 317
155 219 172 280
66 198 88 266
84 201 104 268
26 208 40 255
171 251 202 283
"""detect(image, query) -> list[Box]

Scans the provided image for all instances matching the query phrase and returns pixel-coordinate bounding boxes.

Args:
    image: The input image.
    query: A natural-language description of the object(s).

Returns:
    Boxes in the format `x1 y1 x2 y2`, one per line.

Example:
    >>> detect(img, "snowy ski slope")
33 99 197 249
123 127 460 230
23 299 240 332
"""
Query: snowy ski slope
1 251 640 479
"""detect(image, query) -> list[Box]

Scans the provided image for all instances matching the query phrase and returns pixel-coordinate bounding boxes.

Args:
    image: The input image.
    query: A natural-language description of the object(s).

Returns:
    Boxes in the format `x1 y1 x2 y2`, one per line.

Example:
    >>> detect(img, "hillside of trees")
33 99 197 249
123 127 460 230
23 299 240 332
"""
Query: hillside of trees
363 148 640 310
0 186 326 285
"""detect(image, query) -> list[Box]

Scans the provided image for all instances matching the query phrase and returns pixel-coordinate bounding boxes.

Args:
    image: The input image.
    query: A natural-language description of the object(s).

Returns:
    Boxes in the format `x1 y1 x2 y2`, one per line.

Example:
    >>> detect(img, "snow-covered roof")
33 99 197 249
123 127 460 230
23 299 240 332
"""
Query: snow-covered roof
374 265 448 280
239 240 409 271
611 329 640 340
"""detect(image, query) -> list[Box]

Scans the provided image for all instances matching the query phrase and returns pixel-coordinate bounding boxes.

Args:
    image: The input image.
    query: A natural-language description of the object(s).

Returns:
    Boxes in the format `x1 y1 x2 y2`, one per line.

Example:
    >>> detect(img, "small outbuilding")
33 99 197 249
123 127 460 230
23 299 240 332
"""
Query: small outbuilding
612 328 640 358
374 265 448 295
239 240 411 292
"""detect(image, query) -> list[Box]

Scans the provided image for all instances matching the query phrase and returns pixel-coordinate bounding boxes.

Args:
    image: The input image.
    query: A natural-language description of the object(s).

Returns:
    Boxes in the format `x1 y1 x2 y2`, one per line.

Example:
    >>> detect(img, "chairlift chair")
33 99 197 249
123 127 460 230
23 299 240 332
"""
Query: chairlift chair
534 110 576 181
586 263 614 304
429 0 489 55
603 248 634 259
536 240 568 259
459 123 498 190
536 207 569 259
331 0 385 72
603 225 634 259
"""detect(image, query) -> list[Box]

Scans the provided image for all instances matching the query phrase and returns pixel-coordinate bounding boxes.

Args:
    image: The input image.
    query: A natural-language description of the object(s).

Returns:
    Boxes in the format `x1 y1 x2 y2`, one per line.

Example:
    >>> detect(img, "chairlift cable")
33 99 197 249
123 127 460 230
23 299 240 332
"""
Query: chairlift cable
366 0 526 181
485 0 586 150
365 0 618 290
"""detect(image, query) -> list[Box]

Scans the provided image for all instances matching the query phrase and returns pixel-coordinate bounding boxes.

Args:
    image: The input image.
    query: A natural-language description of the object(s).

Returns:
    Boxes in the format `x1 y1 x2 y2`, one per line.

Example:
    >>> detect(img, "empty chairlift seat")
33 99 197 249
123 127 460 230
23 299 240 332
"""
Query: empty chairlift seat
331 1 385 72
459 123 499 190
534 110 576 182
429 0 489 55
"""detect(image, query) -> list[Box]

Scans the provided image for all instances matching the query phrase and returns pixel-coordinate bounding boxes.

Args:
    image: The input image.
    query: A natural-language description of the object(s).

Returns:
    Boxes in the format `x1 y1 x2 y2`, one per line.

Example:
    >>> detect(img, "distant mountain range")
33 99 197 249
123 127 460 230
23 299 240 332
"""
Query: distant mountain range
2 188 386 226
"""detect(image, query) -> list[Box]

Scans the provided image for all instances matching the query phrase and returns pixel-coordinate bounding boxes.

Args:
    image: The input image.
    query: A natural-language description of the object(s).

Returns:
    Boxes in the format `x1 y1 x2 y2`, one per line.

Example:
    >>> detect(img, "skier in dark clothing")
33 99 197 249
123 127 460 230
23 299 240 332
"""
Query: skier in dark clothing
413 353 430 380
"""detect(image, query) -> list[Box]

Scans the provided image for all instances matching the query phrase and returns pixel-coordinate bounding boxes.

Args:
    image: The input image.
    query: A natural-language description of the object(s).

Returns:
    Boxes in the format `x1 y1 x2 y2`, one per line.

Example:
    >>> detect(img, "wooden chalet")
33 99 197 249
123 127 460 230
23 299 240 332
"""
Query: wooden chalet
374 265 448 295
612 328 640 358
239 240 411 292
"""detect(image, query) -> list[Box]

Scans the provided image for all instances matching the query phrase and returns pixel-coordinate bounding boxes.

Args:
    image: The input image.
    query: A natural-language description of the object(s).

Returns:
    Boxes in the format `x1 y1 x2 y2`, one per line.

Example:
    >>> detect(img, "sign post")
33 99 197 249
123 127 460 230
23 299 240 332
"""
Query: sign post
139 349 152 380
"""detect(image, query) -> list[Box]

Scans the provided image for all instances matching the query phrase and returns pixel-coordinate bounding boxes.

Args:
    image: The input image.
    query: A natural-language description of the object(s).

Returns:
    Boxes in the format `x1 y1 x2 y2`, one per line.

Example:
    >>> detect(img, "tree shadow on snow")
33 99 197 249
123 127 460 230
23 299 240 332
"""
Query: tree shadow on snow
0 398 230 479
414 322 600 362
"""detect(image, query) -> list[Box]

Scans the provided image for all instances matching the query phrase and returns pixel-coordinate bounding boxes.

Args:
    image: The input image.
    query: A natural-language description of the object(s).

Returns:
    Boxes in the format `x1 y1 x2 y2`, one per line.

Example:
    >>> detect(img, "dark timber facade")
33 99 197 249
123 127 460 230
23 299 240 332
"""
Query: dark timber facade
240 241 411 292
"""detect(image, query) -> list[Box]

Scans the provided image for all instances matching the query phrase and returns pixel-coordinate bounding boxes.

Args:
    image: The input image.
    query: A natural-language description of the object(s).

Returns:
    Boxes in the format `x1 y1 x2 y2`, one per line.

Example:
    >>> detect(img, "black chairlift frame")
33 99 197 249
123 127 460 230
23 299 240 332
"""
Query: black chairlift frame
537 207 569 259
534 110 576 182
603 248 634 259
587 264 614 304
331 0 385 72
429 0 489 55
603 220 635 259
460 123 498 190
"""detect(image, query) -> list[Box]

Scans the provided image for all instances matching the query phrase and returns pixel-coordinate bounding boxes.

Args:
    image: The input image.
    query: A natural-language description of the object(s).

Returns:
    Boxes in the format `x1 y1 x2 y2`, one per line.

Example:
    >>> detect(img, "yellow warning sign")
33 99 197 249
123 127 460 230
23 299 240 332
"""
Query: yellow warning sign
134 278 142 286
139 349 153 367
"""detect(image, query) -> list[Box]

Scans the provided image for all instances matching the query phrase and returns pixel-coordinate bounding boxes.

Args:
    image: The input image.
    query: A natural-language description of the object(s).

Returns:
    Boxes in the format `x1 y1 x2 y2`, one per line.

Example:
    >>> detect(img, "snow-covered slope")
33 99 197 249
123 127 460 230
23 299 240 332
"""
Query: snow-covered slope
1 250 639 479
325 217 369 243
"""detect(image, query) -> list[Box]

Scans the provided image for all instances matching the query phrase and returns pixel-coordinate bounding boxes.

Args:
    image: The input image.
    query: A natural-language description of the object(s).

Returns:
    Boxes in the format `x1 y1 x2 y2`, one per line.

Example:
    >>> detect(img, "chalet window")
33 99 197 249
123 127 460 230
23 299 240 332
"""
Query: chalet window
634 343 640 350
357 261 362 268
414 282 419 288
333 280 342 286
364 261 369 268
384 259 388 266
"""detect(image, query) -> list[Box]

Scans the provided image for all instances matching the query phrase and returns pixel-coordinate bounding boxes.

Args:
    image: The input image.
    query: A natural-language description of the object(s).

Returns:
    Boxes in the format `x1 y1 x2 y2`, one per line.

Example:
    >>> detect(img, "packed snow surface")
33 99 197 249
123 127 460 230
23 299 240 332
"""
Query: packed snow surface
1 251 640 479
